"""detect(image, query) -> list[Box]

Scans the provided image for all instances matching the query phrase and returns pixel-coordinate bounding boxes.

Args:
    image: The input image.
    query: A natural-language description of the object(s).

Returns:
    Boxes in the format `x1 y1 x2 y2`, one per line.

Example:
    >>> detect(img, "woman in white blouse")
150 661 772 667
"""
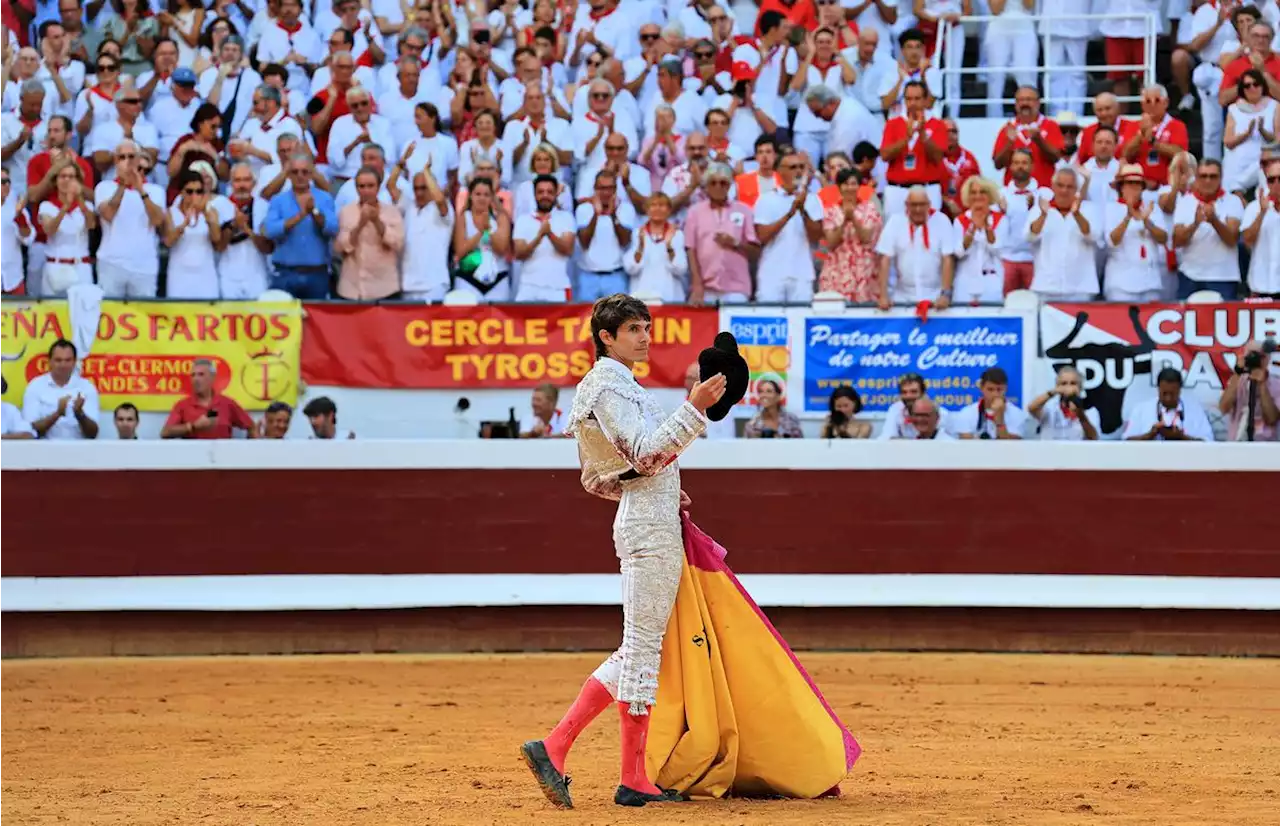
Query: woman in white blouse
458 109 513 190
1028 365 1100 441
951 177 1005 304
38 163 96 296
164 170 224 298
1222 69 1279 196
623 192 688 302
1103 163 1167 302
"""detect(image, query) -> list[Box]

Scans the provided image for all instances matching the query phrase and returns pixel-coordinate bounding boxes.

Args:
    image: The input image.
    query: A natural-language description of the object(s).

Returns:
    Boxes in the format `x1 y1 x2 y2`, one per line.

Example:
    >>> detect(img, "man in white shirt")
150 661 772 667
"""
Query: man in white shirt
21 338 100 440
875 184 956 309
878 372 950 439
400 166 454 302
575 169 637 301
900 396 955 440
1 377 36 439
234 85 305 176
572 79 640 201
95 140 167 297
33 23 84 120
1 81 48 192
1172 157 1244 299
754 146 823 302
1024 167 1101 301
327 86 395 187
1122 367 1215 441
801 84 880 166
513 174 575 302
998 148 1045 294
949 367 1029 439
87 87 160 177
503 84 573 186
199 36 262 140
255 0 323 97
845 27 894 117
1079 124 1121 203
149 68 204 187
1241 157 1280 297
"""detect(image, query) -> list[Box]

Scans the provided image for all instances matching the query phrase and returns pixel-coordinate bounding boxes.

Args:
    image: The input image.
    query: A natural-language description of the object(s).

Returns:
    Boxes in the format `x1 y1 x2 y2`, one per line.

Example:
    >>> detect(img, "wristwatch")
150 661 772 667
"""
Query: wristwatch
939 288 953 299
311 208 321 219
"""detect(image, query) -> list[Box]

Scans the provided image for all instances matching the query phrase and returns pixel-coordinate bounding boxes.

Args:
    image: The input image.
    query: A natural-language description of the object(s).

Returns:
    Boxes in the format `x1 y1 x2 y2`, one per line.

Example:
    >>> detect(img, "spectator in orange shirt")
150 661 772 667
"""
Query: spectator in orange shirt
160 359 258 440
992 86 1064 189
754 0 819 38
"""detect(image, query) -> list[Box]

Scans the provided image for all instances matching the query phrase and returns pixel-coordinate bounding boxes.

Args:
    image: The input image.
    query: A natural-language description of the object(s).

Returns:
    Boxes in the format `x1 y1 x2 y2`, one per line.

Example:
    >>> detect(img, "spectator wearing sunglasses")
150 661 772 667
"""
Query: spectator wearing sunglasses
87 86 159 178
1241 158 1280 298
74 54 124 142
95 139 166 298
164 169 224 298
1222 69 1278 196
1171 157 1244 300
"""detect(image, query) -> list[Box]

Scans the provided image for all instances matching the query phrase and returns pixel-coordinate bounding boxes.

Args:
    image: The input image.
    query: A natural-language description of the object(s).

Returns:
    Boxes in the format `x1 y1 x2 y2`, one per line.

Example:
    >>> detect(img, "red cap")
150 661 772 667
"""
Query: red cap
731 61 757 82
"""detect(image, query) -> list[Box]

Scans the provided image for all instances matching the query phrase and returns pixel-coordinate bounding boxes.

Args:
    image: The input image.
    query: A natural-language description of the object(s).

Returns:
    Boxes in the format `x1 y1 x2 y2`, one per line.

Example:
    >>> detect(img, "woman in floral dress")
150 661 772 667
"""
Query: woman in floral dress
819 168 882 303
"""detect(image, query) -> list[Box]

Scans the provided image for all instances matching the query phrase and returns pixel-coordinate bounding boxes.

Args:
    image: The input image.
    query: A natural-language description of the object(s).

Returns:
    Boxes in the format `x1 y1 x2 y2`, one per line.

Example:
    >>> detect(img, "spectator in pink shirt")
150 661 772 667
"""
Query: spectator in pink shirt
684 162 759 305
638 105 685 193
335 166 406 300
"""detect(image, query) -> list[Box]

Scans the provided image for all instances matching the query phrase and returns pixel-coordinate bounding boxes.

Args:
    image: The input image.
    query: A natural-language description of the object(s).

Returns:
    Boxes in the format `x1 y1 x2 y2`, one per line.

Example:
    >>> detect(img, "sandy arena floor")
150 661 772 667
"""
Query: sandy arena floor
2 652 1278 826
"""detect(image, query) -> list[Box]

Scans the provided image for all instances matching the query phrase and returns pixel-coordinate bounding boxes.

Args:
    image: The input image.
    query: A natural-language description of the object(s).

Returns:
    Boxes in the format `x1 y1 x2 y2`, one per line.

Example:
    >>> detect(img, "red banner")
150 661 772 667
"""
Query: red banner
301 303 719 388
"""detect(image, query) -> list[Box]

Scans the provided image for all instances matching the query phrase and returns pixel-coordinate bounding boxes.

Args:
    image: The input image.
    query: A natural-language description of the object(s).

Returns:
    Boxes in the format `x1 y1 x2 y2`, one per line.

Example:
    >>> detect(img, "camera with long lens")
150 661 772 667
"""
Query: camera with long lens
1242 350 1264 373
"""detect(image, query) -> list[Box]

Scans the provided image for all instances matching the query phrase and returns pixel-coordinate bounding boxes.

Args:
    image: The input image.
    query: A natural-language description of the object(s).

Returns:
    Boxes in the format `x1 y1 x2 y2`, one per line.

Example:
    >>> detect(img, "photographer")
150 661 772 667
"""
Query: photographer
821 386 871 439
1218 341 1280 442
1122 367 1215 442
1028 365 1100 441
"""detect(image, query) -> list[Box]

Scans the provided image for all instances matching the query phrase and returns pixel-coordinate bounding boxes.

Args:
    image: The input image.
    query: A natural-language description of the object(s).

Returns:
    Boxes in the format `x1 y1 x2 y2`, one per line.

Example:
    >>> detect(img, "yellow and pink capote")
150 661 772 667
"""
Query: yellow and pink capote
647 514 861 798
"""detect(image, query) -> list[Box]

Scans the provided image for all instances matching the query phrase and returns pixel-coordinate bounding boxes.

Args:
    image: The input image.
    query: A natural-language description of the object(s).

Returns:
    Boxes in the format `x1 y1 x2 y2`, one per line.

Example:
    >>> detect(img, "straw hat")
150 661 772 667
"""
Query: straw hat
1112 163 1146 188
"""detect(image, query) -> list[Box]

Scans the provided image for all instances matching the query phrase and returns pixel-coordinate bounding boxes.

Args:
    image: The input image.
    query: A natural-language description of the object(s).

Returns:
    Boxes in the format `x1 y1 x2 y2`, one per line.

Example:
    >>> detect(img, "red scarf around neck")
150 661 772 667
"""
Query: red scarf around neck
908 210 937 248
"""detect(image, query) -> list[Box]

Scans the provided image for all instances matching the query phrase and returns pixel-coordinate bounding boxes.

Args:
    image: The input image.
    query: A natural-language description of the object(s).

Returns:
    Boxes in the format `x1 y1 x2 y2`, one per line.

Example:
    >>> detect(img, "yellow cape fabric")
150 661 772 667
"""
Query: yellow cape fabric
645 541 853 799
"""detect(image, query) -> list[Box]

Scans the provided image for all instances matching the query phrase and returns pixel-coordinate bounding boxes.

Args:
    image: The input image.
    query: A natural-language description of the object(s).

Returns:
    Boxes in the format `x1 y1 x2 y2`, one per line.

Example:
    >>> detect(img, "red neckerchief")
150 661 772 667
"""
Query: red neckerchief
1050 200 1074 215
526 116 544 132
1012 184 1033 196
1060 400 1078 420
643 221 669 242
154 69 171 81
536 210 551 223
708 136 730 152
908 210 936 249
89 84 114 101
585 111 605 124
957 210 1002 233
230 194 253 209
811 56 837 73
19 115 41 130
587 3 615 21
277 19 304 35
1194 188 1224 204
1158 401 1183 429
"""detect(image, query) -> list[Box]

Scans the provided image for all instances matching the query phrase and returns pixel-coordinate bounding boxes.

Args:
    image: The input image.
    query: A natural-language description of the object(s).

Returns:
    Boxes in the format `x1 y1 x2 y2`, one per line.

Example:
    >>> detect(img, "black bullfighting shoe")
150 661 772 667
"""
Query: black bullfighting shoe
519 740 573 809
613 785 684 807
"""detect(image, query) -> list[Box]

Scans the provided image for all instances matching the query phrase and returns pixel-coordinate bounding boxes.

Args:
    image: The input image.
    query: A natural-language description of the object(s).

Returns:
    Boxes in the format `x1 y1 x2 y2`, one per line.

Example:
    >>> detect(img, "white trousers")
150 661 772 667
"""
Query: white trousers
98 260 159 298
1194 62 1225 161
1044 37 1089 116
940 25 967 119
1105 287 1163 303
984 32 1039 118
756 271 815 304
592 544 684 713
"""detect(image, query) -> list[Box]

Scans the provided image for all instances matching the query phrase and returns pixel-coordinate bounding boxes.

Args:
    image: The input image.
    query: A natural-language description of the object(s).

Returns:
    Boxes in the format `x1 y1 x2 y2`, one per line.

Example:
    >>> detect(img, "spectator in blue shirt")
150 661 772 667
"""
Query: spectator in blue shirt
264 153 338 299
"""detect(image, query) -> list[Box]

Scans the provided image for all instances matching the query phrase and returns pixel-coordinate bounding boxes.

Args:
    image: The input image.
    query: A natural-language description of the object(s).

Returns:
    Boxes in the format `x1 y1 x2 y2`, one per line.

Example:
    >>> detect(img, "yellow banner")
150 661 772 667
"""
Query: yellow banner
1 300 302 412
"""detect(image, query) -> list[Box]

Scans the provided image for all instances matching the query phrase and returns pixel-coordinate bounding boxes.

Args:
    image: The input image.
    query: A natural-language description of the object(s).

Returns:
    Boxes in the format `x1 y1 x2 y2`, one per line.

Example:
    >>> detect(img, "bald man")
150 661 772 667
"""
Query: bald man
1076 93 1138 165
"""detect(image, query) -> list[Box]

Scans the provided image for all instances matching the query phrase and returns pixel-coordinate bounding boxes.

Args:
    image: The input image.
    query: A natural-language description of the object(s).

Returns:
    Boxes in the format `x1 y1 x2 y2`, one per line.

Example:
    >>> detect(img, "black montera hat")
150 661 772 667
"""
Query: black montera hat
698 332 749 422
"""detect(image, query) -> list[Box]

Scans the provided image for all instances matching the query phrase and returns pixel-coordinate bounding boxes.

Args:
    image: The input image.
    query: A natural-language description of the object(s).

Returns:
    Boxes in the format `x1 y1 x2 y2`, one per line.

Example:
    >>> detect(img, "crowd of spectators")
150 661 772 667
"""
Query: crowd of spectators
5 0 1280 305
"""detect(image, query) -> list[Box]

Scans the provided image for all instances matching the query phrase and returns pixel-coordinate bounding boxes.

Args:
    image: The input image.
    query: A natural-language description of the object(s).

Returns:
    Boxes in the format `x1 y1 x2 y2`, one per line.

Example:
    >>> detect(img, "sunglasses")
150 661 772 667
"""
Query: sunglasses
591 92 611 100
97 63 118 71
413 184 429 191
184 187 205 195
120 98 141 104
694 51 715 59
1268 175 1280 183
116 152 137 159
351 100 370 107
290 169 310 175
1244 81 1261 89
640 33 659 41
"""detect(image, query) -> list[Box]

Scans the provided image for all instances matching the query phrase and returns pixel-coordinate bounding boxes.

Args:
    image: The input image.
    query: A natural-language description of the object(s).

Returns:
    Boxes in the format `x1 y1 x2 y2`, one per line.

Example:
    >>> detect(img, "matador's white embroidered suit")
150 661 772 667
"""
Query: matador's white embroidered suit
566 357 706 715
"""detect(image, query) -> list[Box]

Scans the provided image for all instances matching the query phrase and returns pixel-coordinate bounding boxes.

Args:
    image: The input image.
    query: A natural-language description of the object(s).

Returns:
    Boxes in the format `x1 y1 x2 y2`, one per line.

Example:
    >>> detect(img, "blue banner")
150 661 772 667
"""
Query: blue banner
728 315 790 407
803 315 1024 413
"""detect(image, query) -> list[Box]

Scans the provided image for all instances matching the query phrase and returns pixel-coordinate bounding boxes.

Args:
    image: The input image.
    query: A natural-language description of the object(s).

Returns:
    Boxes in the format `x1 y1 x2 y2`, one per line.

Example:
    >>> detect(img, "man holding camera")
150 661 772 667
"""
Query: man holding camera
1122 367 1215 442
1218 341 1280 442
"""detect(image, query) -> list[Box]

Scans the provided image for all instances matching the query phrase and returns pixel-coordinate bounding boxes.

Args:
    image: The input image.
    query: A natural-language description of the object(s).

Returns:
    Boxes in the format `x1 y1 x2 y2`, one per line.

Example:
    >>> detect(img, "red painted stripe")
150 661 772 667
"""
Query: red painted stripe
2 469 1277 578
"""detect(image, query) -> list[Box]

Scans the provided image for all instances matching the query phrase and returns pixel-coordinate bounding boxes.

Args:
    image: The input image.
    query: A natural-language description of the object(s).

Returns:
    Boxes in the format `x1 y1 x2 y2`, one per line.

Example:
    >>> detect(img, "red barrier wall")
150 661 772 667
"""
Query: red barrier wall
4 469 1278 578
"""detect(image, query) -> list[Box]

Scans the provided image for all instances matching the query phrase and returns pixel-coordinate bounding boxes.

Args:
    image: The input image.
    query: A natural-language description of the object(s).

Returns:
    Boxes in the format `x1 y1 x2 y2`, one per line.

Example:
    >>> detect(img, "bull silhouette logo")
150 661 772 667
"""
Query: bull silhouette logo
1044 306 1157 436
0 343 26 396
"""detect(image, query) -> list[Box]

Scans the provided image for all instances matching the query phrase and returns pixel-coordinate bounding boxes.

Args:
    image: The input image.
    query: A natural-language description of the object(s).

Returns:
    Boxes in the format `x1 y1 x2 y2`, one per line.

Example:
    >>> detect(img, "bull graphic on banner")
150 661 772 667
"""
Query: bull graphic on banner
1040 301 1280 436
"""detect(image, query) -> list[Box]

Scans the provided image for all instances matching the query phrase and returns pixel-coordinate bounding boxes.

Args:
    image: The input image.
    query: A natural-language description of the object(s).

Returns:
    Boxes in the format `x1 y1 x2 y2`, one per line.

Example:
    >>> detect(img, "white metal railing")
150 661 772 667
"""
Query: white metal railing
937 13 1160 112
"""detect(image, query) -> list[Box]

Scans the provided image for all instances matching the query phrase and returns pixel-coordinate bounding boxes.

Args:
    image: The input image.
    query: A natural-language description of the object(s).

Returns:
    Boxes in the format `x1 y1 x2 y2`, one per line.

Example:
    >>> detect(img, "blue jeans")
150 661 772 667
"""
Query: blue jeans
1177 273 1239 301
272 266 331 299
575 268 629 302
